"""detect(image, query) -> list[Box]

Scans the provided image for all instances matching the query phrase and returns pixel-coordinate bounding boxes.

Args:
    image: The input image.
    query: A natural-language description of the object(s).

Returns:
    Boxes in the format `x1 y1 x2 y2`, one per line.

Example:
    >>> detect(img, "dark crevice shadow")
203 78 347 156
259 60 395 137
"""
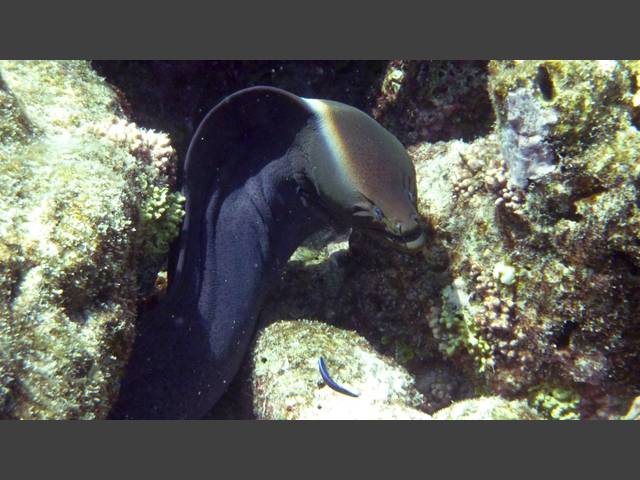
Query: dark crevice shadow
92 60 389 170
374 61 495 147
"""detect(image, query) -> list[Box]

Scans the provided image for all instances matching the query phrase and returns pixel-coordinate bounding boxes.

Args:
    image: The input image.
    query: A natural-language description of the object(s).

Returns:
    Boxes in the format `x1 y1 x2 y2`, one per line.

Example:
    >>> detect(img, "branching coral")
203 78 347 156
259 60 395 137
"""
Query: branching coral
87 118 185 281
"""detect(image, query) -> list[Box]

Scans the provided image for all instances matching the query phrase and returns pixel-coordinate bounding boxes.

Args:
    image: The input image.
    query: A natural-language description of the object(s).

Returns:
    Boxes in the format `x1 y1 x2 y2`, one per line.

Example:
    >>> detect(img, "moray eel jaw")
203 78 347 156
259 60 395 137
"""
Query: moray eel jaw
382 210 426 252
349 196 426 252
391 225 426 252
360 222 426 252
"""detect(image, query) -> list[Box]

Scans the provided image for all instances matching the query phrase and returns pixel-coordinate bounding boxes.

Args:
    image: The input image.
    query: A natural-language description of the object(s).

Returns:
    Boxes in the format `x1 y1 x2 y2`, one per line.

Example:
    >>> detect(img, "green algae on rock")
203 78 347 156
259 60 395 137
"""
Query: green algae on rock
0 61 183 419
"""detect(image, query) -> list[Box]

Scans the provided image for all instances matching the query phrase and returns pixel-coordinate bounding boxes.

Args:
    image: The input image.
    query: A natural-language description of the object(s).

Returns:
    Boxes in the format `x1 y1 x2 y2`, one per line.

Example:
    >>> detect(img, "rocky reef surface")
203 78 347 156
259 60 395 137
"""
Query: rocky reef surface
1 60 638 419
0 61 183 419
416 61 640 418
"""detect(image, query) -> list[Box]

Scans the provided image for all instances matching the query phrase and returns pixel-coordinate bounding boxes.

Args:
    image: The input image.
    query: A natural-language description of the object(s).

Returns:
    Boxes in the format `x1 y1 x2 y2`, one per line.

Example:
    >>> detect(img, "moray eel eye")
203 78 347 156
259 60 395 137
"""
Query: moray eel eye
372 206 384 222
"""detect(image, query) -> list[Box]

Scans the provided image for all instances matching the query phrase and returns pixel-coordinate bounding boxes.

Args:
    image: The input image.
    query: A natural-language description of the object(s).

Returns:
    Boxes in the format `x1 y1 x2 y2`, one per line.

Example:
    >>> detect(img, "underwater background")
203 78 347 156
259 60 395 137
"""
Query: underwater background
1 60 639 419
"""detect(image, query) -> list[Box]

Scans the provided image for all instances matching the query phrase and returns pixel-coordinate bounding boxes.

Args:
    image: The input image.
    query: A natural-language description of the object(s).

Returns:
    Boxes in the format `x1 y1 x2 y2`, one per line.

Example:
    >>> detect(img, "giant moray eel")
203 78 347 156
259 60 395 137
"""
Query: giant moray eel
110 86 424 419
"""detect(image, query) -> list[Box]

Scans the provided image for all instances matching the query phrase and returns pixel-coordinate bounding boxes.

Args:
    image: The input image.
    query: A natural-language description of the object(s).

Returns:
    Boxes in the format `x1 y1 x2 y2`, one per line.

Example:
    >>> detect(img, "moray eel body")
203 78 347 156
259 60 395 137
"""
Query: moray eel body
110 87 424 419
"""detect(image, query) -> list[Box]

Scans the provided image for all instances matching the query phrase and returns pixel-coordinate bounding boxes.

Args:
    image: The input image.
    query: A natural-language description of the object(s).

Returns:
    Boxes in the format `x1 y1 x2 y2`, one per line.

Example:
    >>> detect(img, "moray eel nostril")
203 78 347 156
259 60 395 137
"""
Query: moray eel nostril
110 86 422 419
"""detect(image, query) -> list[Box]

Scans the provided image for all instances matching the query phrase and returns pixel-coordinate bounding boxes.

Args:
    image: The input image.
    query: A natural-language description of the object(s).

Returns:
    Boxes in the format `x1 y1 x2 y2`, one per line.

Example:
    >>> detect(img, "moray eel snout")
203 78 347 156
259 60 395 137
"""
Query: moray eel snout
349 196 425 252
356 210 426 252
379 206 426 252
385 221 426 252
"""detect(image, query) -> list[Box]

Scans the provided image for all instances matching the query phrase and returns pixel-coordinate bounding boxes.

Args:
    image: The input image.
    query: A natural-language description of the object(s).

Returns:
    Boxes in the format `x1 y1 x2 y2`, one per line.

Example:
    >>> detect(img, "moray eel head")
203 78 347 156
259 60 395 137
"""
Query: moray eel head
302 98 425 252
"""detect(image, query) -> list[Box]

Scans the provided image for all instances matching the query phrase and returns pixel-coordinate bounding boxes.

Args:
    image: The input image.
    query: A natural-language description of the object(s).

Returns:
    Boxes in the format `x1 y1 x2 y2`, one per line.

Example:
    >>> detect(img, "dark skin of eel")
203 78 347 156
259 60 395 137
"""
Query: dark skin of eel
110 86 425 419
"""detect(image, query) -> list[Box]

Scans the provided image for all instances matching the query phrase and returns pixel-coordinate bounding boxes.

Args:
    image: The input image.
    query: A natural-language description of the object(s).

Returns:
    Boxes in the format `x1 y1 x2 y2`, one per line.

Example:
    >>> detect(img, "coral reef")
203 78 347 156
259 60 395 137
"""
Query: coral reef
2 60 636 419
489 61 635 159
260 224 461 410
205 60 638 420
86 118 185 285
0 61 182 419
411 61 640 418
258 61 640 419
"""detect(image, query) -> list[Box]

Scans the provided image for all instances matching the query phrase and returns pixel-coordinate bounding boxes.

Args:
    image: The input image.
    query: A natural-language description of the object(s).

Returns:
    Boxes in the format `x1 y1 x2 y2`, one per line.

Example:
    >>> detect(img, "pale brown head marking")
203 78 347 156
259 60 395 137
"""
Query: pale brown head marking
302 98 425 251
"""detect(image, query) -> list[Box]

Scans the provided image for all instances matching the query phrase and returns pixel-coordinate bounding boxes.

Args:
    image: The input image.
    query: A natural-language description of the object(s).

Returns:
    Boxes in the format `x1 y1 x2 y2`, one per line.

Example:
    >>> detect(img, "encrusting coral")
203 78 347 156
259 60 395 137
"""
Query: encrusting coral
0 61 183 419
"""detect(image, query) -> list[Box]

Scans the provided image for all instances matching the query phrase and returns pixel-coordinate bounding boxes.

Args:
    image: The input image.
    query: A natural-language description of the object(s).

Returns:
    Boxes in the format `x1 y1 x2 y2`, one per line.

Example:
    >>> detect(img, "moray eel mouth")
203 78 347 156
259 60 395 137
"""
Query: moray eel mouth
362 224 426 252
